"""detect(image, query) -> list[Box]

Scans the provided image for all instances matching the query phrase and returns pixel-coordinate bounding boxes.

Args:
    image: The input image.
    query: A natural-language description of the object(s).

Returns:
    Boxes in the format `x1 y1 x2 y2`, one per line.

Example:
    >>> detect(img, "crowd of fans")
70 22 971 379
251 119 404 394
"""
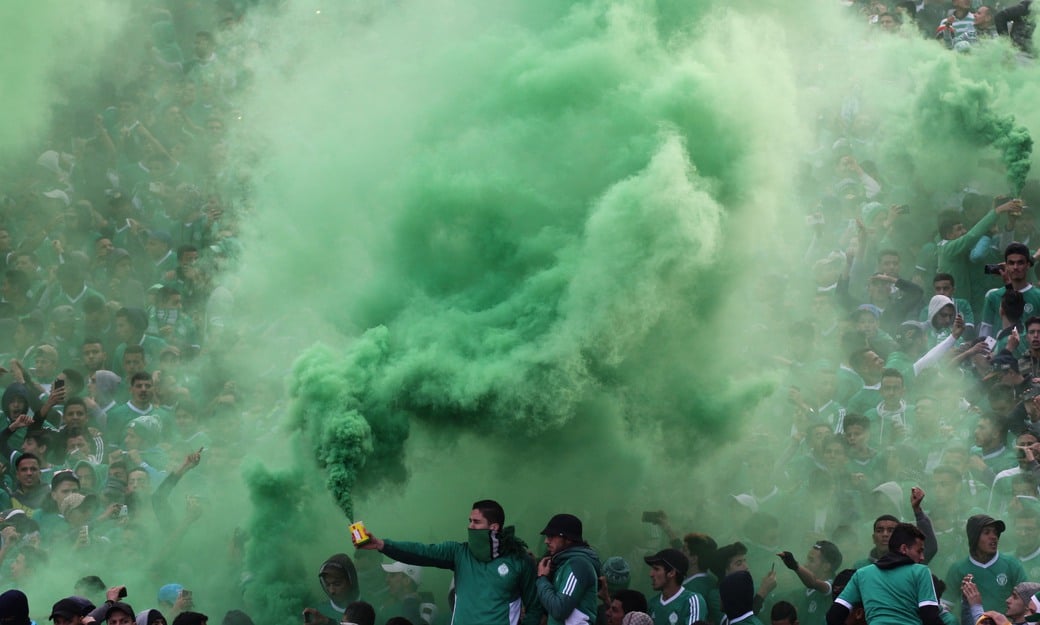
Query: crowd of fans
2 1 1040 625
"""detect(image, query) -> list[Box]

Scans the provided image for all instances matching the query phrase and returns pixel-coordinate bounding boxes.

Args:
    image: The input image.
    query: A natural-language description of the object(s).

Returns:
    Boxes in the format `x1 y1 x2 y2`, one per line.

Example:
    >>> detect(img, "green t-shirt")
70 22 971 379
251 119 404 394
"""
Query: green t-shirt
837 560 939 625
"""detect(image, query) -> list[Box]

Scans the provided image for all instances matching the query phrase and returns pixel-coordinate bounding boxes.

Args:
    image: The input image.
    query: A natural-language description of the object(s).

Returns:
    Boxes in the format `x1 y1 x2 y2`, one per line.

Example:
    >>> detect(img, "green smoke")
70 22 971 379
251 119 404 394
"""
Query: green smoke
912 56 1032 193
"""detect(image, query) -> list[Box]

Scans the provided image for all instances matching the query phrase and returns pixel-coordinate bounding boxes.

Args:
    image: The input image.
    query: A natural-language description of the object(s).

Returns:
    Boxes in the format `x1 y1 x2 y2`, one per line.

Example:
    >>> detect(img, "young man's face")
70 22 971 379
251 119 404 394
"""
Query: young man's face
845 425 869 450
975 419 1000 448
648 564 671 591
131 379 153 405
1006 254 1030 282
976 526 1002 559
16 458 40 488
64 403 88 428
123 353 145 378
872 520 898 551
878 254 900 277
805 548 828 578
544 535 567 556
933 279 954 297
321 570 352 603
82 343 106 371
933 305 956 329
1028 323 1040 352
726 554 748 575
115 316 135 342
1006 591 1028 620
899 538 926 564
822 442 846 471
879 375 904 405
50 479 79 506
606 600 626 625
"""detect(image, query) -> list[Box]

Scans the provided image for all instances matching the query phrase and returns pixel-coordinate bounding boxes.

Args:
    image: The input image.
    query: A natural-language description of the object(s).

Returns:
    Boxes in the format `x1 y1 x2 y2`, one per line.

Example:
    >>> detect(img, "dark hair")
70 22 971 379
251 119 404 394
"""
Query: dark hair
880 368 903 382
383 619 412 625
683 533 718 567
1003 289 1026 323
873 514 900 529
342 602 375 625
124 344 145 357
65 397 87 411
82 337 105 348
221 611 254 625
1027 316 1040 331
177 245 198 261
24 430 50 449
171 612 208 625
877 249 900 262
15 453 40 469
115 307 148 334
933 273 955 286
611 589 647 615
848 348 877 373
710 542 748 579
130 371 152 385
771 601 799 623
888 522 926 552
843 414 870 431
83 295 106 314
471 499 505 527
1006 242 1033 263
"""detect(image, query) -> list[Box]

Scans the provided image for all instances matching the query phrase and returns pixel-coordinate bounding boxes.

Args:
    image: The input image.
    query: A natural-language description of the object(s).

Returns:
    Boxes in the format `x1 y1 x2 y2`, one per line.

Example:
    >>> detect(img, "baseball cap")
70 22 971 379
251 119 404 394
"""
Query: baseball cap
644 548 689 578
381 561 422 586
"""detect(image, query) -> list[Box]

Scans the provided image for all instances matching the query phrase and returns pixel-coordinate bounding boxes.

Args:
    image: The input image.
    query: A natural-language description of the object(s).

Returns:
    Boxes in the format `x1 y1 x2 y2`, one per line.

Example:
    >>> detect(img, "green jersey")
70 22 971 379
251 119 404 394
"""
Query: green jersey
980 284 1040 338
937 209 999 315
944 554 1026 617
682 573 721 625
836 557 939 625
649 587 706 625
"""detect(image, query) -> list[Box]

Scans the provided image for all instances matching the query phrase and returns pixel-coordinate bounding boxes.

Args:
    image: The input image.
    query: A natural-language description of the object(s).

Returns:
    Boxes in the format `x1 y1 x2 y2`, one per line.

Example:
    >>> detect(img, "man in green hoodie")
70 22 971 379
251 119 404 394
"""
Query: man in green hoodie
536 513 601 625
357 499 542 625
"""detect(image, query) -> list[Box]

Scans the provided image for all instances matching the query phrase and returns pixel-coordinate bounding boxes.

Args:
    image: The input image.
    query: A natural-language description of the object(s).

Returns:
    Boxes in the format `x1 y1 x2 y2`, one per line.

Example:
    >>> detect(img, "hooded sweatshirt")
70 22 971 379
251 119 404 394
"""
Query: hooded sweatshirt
317 553 360 621
536 544 601 625
719 571 762 625
136 608 166 625
927 295 957 346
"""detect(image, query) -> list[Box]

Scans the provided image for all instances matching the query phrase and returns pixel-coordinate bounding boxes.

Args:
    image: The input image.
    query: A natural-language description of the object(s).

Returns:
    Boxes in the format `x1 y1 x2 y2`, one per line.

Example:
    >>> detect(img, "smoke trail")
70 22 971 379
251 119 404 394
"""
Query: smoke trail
912 56 1032 193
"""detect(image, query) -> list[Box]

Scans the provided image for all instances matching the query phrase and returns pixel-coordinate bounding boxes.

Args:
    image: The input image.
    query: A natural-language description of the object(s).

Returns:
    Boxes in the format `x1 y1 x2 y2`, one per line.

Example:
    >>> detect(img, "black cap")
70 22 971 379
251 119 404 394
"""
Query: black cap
644 548 689 578
49 597 94 621
540 514 584 542
101 602 135 623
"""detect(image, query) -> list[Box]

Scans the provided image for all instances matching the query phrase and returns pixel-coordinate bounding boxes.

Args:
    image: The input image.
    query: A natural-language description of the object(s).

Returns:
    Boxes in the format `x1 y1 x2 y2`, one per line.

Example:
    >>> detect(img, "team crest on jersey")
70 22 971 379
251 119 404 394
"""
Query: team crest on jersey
1028 304 1035 314
809 603 817 613
669 614 678 624
498 563 510 576
997 573 1008 586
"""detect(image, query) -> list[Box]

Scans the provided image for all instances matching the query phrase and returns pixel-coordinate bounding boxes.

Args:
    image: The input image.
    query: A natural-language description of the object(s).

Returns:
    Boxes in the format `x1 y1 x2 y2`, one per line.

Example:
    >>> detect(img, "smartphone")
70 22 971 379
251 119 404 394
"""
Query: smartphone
53 378 65 390
180 590 192 601
983 336 997 351
641 510 664 524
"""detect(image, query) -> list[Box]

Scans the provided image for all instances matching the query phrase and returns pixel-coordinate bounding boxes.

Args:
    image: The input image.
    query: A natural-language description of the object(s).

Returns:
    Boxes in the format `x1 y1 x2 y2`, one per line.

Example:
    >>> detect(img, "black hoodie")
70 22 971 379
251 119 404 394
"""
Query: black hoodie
318 553 361 620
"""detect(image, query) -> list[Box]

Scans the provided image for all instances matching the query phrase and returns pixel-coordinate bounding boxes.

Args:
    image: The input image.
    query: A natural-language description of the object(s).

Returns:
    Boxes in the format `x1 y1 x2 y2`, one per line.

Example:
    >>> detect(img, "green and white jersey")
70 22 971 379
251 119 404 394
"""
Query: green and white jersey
836 560 938 625
980 285 1040 338
944 554 1026 614
682 573 721 625
649 588 706 625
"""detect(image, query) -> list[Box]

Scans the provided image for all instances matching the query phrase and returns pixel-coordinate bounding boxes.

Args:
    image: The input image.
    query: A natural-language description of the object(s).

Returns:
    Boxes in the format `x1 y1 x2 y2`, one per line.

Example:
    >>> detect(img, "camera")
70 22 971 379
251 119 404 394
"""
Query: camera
984 264 1004 275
